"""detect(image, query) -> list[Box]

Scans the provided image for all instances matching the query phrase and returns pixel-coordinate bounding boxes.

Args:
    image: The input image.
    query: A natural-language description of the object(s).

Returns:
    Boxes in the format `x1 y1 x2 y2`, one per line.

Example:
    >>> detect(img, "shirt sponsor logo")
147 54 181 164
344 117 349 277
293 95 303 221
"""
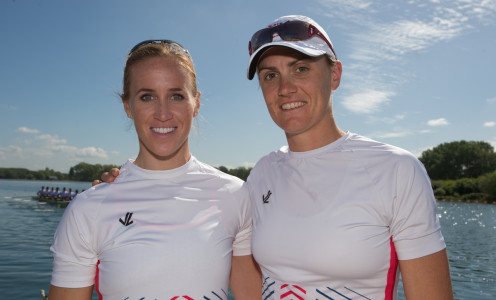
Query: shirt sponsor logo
263 190 272 204
119 212 134 226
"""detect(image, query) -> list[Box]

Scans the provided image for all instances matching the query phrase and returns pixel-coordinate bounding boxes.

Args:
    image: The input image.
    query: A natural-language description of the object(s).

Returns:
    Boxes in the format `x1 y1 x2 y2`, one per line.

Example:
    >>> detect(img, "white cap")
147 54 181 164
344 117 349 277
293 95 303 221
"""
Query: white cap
247 15 336 80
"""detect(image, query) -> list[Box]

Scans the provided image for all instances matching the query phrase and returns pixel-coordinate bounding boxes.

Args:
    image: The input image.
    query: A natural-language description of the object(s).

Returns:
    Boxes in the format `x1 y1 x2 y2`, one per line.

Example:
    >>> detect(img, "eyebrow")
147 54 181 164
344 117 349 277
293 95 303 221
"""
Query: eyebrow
257 57 314 74
257 65 278 73
134 87 184 96
133 88 154 97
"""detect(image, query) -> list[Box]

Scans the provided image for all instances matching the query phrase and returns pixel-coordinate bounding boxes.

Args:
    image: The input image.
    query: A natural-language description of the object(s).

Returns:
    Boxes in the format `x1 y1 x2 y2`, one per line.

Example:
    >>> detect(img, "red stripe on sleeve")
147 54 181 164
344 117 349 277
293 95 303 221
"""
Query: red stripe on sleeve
95 260 102 300
385 237 399 300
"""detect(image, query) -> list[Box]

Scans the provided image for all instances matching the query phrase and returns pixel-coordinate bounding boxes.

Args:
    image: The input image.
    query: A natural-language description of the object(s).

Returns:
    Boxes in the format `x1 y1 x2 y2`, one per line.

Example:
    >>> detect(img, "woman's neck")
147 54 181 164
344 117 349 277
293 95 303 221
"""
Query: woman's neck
134 149 191 170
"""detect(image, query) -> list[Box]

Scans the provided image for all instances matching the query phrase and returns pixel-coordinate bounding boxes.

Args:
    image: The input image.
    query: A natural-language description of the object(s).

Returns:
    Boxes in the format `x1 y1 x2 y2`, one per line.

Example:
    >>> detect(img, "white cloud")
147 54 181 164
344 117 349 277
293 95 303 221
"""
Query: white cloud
342 90 394 114
321 0 473 64
328 0 373 11
318 0 374 24
461 0 496 23
484 121 496 127
320 0 495 26
427 118 449 126
1 128 110 169
242 161 256 168
350 17 464 63
50 145 77 153
46 144 108 159
75 147 108 159
16 126 40 134
368 128 435 140
318 0 496 114
0 145 23 160
487 97 496 104
375 131 412 139
35 134 67 145
490 138 496 150
412 145 433 158
26 148 54 158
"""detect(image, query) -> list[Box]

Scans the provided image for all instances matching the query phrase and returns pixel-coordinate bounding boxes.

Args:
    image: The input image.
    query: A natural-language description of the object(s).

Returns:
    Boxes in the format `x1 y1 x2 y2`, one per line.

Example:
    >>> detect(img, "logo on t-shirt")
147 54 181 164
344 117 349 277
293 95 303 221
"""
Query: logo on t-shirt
119 212 134 226
263 190 272 204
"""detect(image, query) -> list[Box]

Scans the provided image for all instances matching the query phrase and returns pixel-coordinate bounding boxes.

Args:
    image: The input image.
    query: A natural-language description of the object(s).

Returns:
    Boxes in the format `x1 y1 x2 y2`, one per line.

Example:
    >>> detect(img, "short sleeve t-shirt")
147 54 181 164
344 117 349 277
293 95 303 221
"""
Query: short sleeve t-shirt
51 157 252 299
247 132 445 300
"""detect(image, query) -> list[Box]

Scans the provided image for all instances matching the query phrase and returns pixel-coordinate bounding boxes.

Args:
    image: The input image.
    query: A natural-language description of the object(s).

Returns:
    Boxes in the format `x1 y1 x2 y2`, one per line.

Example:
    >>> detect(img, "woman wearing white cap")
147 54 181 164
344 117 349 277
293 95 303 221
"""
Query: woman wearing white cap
246 15 453 299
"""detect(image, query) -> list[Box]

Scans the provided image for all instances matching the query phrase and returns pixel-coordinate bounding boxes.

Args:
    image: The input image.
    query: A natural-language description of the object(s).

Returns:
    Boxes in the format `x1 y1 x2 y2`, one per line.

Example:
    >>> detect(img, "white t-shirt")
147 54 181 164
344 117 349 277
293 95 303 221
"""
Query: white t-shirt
51 157 252 299
247 132 445 300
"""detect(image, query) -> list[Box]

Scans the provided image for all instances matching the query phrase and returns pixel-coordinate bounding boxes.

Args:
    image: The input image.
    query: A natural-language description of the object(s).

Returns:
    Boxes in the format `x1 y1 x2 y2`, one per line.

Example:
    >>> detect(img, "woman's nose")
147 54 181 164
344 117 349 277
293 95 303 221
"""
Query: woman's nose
154 100 173 121
278 75 296 96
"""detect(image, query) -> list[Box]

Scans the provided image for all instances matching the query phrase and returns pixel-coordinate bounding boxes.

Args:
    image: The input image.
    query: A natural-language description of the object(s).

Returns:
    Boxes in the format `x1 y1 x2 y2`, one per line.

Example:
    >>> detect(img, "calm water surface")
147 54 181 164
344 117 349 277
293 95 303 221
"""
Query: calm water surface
0 179 495 299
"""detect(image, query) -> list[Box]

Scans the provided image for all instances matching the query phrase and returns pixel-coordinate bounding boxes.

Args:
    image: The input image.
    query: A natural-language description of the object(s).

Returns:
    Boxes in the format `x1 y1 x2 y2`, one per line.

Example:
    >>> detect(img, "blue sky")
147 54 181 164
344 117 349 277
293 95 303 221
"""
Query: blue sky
1 0 495 172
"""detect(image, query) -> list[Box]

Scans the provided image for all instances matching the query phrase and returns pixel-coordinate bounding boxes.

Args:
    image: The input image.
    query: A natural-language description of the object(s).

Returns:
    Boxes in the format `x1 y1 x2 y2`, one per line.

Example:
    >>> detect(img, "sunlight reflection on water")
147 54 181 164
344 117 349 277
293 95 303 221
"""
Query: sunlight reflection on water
0 180 494 299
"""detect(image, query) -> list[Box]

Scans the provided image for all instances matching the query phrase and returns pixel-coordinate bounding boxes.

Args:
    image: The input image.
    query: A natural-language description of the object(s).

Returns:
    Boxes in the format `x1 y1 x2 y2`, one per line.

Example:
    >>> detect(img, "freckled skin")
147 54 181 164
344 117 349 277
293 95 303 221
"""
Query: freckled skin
257 47 344 152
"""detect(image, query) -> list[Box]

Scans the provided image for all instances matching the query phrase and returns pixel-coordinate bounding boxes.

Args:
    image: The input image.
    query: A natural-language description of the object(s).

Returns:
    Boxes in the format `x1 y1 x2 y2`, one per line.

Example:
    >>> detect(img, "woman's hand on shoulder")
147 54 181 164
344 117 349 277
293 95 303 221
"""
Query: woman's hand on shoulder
92 168 120 186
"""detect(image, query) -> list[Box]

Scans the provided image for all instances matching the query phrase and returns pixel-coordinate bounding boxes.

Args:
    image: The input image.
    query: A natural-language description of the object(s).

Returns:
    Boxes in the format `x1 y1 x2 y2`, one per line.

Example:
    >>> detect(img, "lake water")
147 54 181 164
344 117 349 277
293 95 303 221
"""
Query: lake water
0 179 495 299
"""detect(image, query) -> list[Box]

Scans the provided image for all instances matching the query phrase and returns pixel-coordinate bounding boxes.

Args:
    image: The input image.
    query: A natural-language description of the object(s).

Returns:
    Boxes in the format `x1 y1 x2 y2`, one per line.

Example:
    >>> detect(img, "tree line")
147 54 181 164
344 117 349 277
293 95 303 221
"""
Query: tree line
0 167 68 181
1 140 495 202
0 162 251 182
419 140 496 203
0 163 120 182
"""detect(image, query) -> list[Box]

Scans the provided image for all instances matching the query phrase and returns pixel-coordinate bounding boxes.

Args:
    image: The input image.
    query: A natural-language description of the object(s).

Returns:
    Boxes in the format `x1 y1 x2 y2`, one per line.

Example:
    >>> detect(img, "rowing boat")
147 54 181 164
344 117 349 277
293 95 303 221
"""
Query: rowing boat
32 196 71 208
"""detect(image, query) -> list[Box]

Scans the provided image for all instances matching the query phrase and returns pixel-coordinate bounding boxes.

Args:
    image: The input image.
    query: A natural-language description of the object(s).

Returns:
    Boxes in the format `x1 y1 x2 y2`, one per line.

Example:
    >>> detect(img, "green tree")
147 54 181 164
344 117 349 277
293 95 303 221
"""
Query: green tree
479 171 496 202
453 178 480 195
217 166 252 181
69 162 99 181
0 167 68 180
419 140 496 180
0 168 28 179
218 166 229 174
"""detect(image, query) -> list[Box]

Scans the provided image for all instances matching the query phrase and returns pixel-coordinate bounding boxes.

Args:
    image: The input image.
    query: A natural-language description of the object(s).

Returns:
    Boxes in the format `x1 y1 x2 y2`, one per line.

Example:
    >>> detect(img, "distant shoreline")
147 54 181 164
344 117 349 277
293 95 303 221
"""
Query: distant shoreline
437 198 495 204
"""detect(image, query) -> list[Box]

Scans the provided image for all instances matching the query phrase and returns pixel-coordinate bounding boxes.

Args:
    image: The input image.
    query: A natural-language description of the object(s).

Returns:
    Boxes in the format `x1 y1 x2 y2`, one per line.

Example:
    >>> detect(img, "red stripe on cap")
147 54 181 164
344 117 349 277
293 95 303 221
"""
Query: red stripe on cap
385 237 399 300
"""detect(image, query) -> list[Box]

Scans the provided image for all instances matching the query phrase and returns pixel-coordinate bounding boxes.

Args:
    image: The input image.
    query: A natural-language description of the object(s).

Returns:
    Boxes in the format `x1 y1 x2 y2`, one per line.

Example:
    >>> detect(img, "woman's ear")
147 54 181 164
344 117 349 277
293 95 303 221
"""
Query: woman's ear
193 91 201 117
122 97 133 119
331 61 342 91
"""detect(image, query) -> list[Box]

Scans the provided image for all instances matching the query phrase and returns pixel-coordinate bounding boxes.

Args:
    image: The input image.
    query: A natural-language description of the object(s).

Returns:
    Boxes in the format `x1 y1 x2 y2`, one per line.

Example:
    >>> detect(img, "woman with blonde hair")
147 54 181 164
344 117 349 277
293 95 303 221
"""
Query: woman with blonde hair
49 40 260 300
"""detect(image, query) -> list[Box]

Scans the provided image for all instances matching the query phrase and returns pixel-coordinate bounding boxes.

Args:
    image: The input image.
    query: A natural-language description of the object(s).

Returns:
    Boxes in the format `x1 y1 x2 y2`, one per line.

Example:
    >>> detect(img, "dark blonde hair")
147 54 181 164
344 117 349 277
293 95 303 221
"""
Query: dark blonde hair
325 54 338 67
121 41 198 102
